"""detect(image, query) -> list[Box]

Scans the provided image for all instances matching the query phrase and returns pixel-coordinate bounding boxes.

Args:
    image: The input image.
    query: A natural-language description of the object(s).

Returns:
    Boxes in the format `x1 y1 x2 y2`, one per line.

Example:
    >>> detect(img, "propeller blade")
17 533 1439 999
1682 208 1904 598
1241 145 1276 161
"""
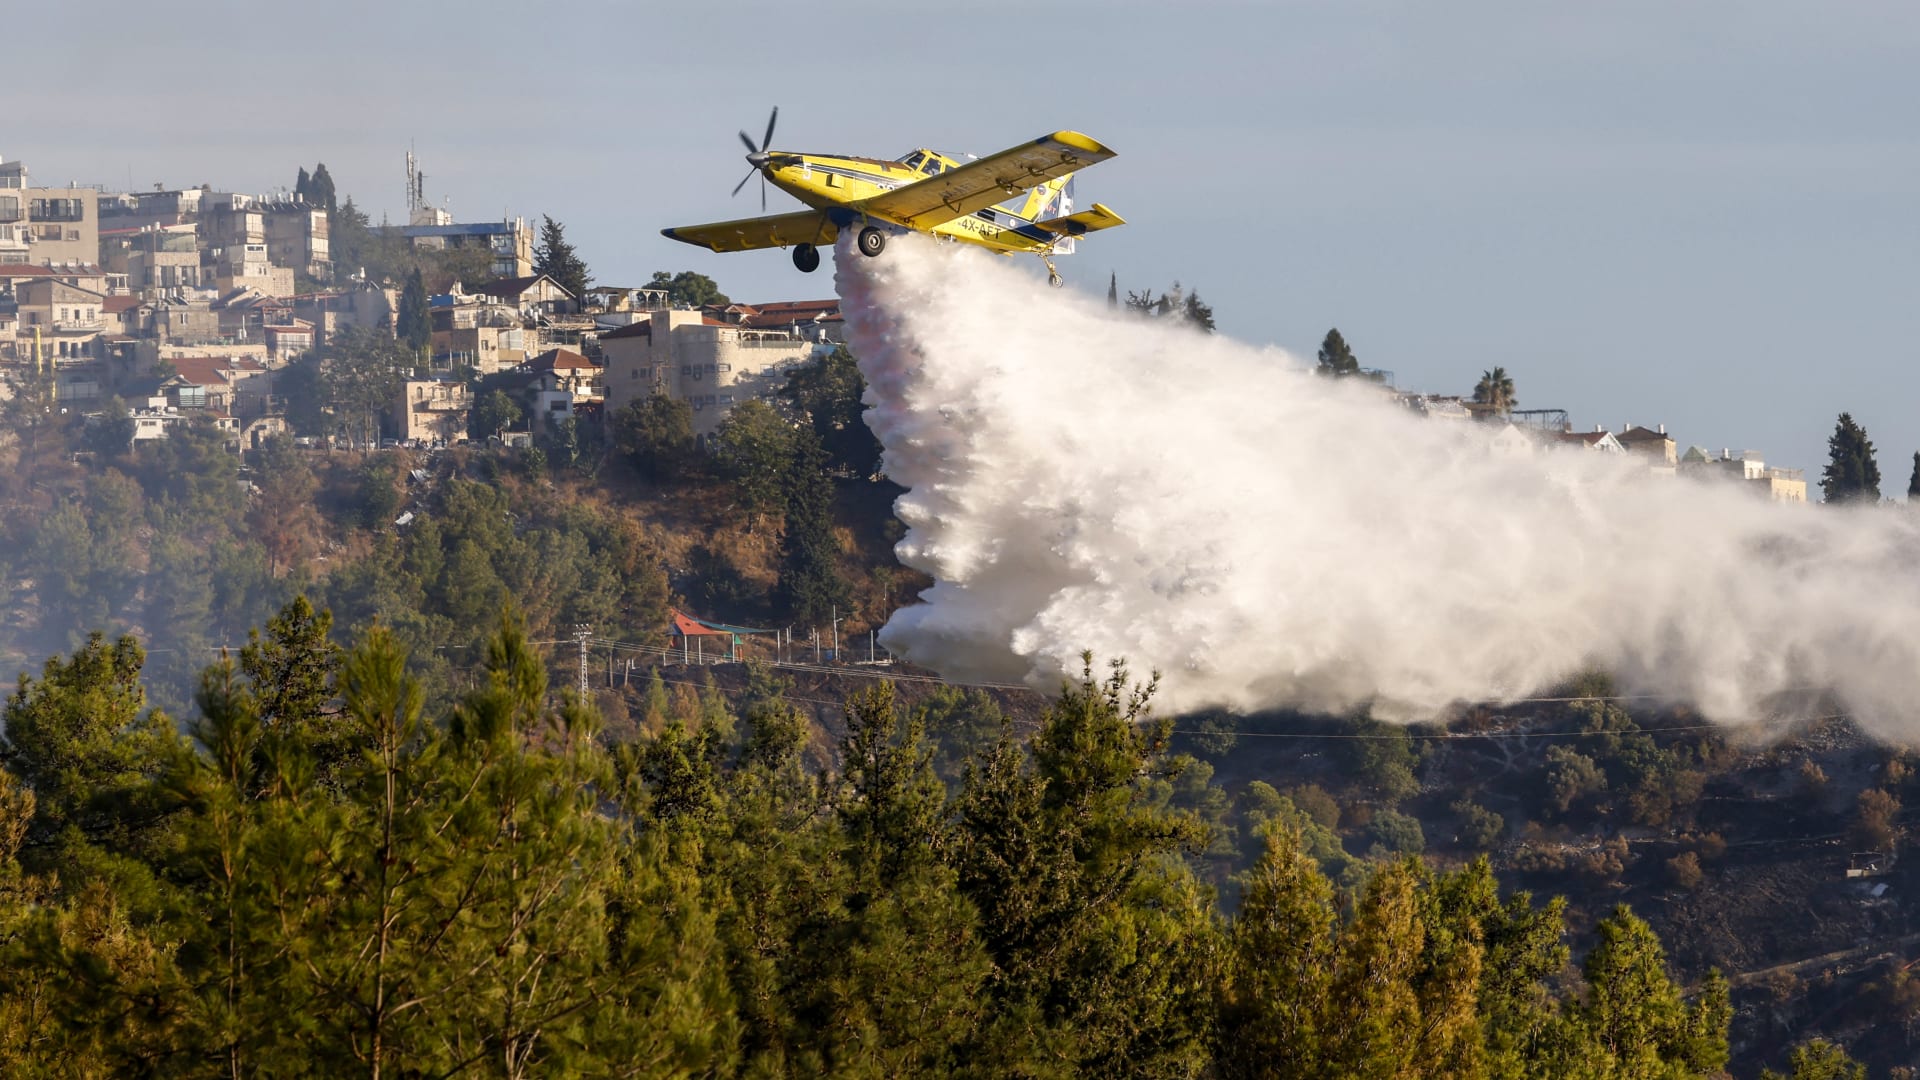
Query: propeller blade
731 169 755 198
761 106 779 154
760 175 767 213
738 130 759 155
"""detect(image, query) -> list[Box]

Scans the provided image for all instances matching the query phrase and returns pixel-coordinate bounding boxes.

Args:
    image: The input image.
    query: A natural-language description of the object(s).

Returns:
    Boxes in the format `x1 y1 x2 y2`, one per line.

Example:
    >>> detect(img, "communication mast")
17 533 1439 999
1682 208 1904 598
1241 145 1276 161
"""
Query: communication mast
404 147 424 216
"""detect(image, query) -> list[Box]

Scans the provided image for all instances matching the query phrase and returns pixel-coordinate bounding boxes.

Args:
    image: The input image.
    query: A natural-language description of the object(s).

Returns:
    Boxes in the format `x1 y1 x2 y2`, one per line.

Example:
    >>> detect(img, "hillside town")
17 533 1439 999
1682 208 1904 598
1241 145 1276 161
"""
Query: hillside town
0 153 844 457
0 152 1811 500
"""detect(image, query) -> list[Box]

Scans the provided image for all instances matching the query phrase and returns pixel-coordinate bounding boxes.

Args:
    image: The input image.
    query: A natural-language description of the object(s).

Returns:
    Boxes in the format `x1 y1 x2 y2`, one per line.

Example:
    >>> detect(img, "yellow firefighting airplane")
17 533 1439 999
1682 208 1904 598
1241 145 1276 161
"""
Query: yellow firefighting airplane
662 109 1124 287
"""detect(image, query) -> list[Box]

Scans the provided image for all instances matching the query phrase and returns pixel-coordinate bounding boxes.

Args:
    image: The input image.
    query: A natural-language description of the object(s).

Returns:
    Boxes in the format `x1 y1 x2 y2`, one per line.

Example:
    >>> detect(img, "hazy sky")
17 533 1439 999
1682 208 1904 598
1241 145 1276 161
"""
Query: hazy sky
13 1 1919 481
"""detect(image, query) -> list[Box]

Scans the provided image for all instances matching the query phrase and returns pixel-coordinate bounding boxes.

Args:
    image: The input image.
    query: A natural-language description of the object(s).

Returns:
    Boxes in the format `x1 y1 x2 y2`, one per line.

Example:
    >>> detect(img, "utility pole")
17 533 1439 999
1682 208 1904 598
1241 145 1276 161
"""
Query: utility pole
572 623 591 699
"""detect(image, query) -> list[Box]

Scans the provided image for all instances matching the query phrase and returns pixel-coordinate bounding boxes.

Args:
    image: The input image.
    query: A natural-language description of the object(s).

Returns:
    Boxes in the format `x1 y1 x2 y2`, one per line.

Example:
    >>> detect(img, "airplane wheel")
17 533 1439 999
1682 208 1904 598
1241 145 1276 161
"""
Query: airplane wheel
1048 273 1065 288
793 244 820 273
857 227 887 258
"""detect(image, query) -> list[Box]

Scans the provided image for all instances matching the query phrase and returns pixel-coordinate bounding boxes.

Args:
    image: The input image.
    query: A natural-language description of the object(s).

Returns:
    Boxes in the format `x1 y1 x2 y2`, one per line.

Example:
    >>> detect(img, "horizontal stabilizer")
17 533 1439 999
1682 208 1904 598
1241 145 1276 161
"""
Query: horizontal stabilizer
1029 203 1126 238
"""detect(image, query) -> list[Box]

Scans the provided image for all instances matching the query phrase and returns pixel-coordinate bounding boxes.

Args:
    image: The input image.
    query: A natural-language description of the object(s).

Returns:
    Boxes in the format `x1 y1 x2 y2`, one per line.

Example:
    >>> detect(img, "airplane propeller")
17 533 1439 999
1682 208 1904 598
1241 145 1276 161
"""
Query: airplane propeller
731 106 779 212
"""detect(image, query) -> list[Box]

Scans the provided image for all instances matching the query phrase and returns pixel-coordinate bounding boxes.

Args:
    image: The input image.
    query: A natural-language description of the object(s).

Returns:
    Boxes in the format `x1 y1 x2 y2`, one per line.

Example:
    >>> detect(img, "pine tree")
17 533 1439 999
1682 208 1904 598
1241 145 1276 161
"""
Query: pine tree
1761 1039 1867 1080
1317 328 1361 377
1577 905 1729 1075
237 594 345 782
1820 412 1881 504
1216 826 1338 1078
1184 290 1216 333
774 427 849 628
779 346 882 480
534 214 591 298
396 267 431 357
956 657 1216 1075
0 633 170 863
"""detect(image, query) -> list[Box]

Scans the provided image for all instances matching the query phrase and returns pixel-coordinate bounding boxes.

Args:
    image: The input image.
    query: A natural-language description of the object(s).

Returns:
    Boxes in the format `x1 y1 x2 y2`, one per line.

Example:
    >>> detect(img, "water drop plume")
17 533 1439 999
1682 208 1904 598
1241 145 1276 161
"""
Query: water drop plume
835 235 1920 736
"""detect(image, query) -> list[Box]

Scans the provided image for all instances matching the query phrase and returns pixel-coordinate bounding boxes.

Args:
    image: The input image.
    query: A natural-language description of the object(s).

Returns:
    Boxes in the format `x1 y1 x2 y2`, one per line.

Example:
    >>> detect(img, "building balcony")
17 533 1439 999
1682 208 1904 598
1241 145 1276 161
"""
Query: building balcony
53 319 105 333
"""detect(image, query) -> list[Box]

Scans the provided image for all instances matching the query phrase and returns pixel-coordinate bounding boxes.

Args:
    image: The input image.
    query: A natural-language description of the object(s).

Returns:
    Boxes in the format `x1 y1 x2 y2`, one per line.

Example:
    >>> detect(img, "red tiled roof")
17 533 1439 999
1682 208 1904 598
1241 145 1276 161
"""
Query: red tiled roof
102 296 142 314
742 299 839 317
168 355 266 387
737 299 841 330
528 347 598 371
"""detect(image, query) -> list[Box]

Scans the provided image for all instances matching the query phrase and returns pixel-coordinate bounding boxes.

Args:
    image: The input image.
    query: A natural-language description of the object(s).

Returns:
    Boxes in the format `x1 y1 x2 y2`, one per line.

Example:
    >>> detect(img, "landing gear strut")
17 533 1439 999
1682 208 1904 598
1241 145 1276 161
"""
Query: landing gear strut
792 243 820 273
1042 255 1063 288
857 227 887 258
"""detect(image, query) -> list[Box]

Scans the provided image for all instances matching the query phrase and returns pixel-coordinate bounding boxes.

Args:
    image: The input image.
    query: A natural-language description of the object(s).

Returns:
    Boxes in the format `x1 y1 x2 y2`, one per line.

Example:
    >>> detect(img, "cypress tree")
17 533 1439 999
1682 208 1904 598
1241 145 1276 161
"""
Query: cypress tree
774 427 849 629
308 163 337 214
1907 451 1920 501
295 166 312 203
396 268 431 357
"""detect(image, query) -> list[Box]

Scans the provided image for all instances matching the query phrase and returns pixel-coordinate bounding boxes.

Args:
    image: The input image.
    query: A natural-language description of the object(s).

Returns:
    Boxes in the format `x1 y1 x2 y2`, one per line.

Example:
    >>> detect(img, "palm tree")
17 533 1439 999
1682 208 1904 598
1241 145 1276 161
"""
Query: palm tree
1472 367 1517 417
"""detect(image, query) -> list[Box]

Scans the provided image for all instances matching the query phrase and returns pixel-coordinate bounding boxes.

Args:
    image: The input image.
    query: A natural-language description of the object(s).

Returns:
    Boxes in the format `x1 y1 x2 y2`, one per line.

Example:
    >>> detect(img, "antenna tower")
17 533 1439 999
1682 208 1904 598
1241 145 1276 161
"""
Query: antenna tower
405 147 423 216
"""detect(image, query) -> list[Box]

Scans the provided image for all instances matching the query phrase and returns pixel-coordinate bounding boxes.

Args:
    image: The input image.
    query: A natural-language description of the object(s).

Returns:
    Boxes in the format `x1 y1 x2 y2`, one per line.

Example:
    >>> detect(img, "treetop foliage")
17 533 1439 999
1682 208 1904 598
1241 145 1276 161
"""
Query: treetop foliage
1317 327 1362 377
533 214 591 300
293 161 336 213
1124 281 1215 332
1821 411 1880 504
0 622 1735 1076
1473 366 1519 415
650 269 730 308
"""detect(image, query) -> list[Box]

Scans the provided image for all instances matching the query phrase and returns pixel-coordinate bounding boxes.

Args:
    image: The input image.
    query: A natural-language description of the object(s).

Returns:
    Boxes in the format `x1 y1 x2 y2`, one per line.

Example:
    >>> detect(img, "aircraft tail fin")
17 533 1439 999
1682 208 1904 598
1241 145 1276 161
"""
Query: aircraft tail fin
1014 177 1072 224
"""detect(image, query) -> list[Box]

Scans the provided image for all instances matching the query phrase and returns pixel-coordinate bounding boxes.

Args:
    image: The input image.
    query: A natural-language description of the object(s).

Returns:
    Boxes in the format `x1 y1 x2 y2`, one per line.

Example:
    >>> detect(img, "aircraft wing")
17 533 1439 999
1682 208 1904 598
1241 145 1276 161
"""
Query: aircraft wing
859 131 1117 230
661 210 838 252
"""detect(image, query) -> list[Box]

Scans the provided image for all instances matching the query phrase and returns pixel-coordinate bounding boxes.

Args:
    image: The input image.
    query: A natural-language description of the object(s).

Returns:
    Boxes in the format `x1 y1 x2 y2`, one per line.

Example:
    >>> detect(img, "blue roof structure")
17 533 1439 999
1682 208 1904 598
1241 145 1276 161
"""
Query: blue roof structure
401 222 515 238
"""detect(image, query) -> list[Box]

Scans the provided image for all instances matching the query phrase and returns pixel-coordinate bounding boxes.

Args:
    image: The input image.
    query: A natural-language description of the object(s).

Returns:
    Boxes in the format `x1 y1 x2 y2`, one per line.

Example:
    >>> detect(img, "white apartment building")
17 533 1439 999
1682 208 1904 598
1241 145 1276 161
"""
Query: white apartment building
600 308 818 436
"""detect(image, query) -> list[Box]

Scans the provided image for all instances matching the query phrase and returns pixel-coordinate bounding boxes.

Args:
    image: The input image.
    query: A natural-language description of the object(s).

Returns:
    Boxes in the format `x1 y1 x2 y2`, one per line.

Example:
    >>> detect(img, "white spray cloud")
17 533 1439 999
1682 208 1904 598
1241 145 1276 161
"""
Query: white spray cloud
835 236 1920 735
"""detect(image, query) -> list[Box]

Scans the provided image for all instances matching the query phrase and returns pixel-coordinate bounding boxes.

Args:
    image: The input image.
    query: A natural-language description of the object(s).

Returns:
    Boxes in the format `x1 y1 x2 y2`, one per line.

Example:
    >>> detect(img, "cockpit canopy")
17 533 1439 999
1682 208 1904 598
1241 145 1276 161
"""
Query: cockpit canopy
896 149 952 176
